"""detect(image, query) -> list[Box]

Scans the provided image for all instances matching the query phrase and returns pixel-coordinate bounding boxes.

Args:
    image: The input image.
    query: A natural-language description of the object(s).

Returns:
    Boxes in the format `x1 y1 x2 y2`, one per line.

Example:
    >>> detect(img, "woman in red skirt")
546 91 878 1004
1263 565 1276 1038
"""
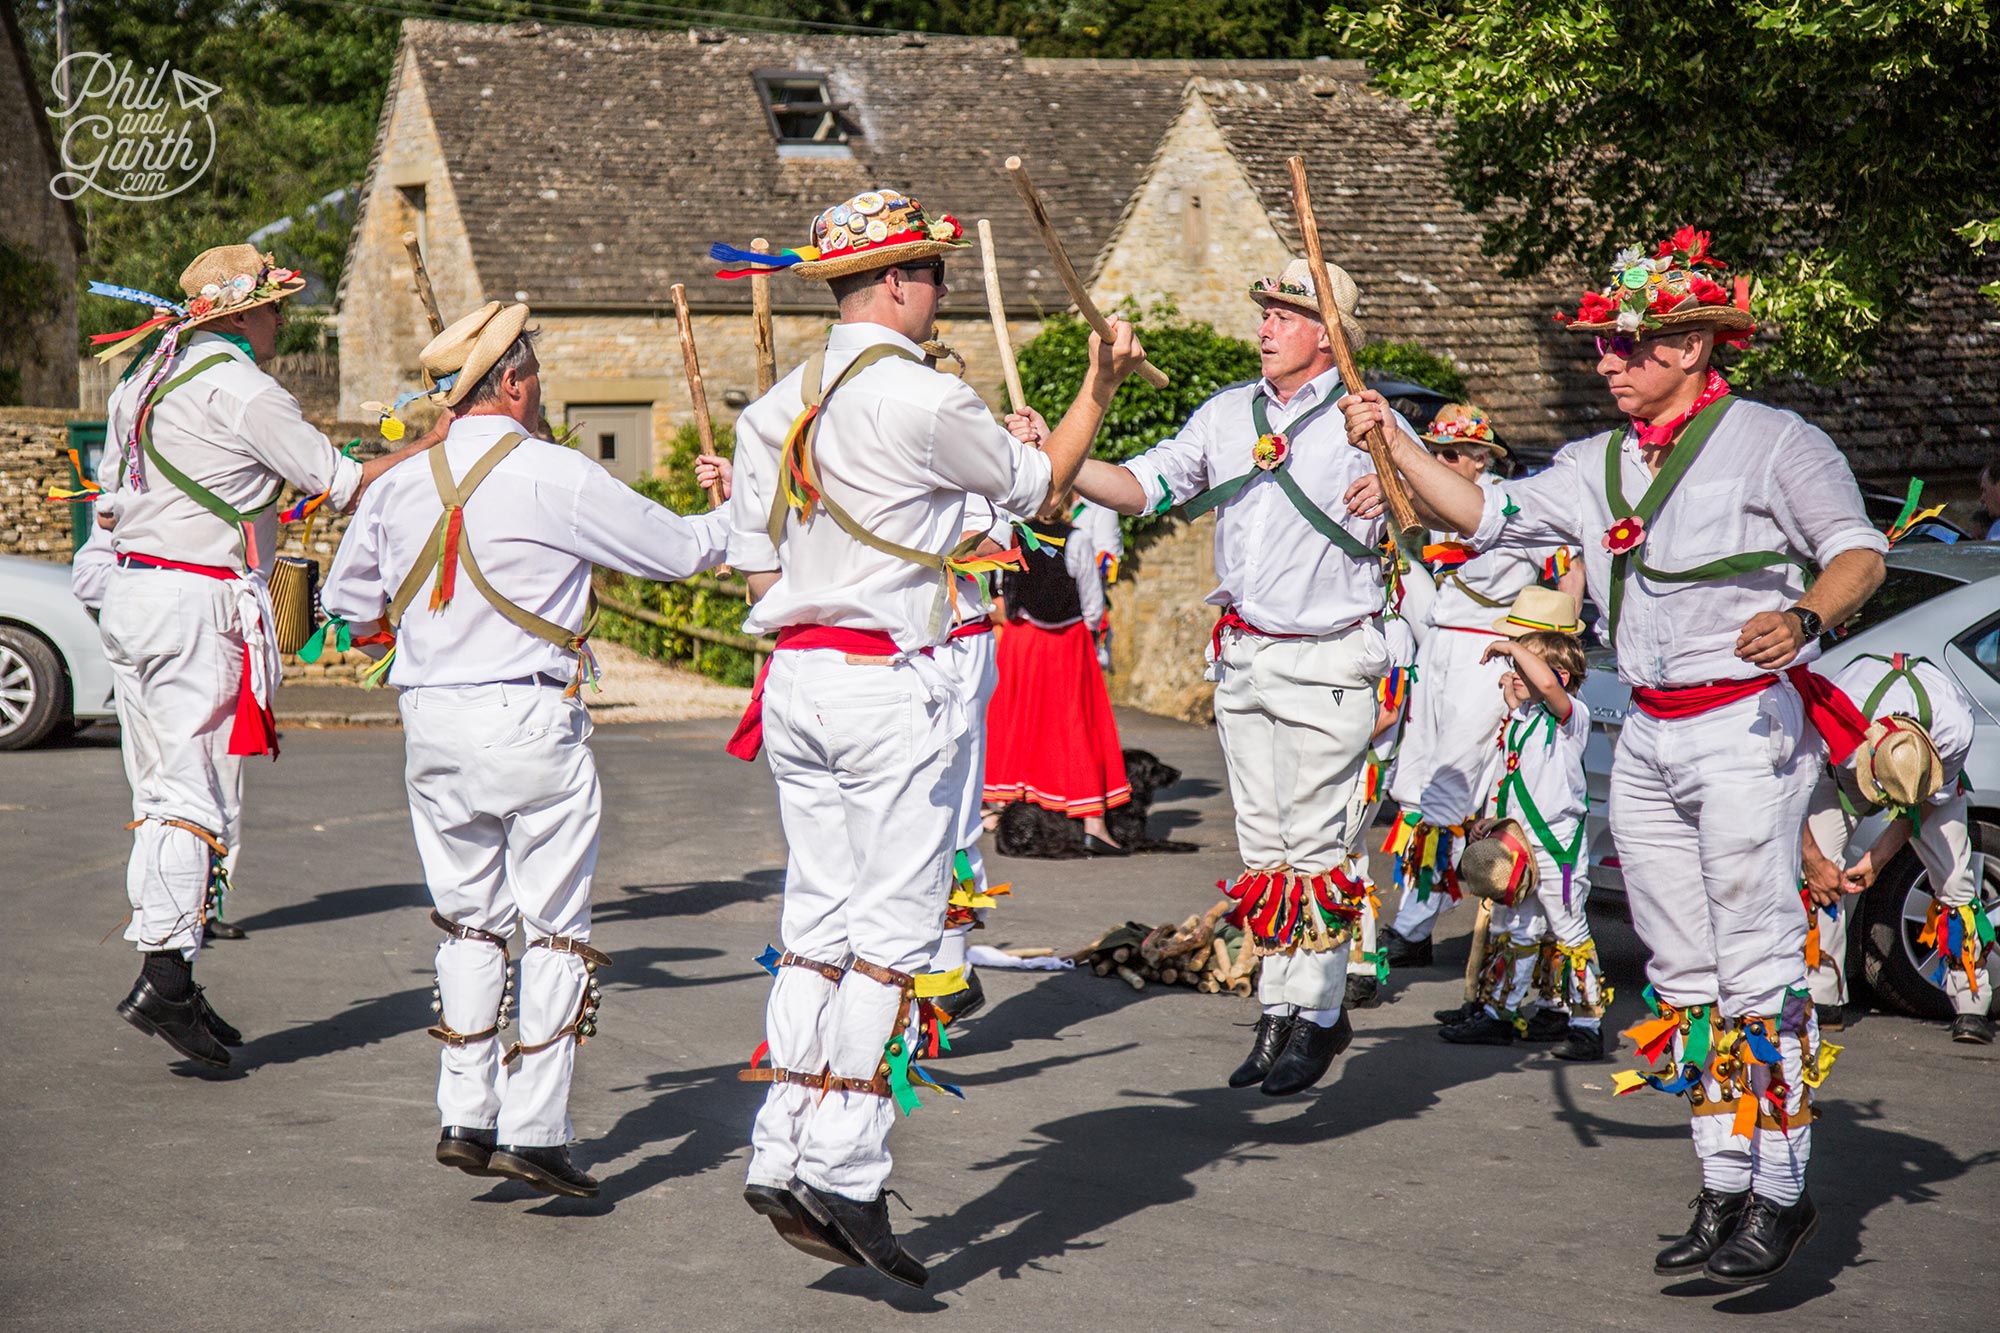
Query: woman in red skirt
983 497 1130 854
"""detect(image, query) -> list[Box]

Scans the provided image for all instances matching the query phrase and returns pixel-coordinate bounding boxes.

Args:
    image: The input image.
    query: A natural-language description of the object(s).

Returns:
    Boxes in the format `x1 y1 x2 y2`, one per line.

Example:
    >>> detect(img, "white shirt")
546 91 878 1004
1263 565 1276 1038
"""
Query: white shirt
1064 498 1122 631
1828 654 1976 798
322 415 729 688
1470 398 1886 687
1428 475 1574 632
1492 697 1592 830
98 332 362 572
1121 369 1390 636
727 322 1052 650
71 520 115 611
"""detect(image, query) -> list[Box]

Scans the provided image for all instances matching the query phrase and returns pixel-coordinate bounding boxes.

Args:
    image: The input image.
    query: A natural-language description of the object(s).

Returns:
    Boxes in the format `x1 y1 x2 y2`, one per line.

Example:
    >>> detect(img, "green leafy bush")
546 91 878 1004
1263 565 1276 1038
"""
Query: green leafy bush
593 422 760 688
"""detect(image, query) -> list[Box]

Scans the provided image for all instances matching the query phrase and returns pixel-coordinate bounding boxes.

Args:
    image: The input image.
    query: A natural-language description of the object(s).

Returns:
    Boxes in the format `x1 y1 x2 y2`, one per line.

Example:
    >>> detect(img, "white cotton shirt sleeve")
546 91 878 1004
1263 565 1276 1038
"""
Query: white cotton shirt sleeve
237 385 364 510
557 458 731 582
927 380 1053 518
70 521 116 610
1119 401 1215 513
1765 419 1889 568
320 484 392 626
1473 440 1589 553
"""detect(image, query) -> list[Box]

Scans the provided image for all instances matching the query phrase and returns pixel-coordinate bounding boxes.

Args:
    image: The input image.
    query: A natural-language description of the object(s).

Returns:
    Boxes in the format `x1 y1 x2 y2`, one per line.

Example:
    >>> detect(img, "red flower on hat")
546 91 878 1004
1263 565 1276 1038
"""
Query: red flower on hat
187 296 214 317
1574 290 1617 324
1603 515 1646 554
1688 273 1729 306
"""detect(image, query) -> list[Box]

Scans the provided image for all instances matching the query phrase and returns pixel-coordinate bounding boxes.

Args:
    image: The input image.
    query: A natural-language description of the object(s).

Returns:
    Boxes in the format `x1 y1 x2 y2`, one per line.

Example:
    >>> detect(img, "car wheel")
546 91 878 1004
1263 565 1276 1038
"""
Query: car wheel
1859 815 2000 1019
0 625 68 752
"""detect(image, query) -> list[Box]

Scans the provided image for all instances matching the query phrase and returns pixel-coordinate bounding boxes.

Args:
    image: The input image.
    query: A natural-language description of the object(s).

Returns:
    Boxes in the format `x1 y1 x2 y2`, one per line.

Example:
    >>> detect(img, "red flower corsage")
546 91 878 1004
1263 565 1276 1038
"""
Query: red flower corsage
187 296 214 317
1603 515 1646 554
1253 432 1288 471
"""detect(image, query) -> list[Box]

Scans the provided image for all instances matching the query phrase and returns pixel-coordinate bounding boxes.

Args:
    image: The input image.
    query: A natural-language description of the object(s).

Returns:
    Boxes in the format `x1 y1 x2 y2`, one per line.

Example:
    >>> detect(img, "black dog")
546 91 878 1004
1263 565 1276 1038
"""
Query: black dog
993 749 1201 859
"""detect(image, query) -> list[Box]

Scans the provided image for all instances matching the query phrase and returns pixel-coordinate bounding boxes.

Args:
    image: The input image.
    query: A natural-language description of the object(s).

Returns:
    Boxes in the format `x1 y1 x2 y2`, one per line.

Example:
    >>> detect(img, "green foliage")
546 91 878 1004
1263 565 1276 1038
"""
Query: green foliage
1352 341 1466 401
0 239 56 406
1332 1 2000 384
593 423 758 688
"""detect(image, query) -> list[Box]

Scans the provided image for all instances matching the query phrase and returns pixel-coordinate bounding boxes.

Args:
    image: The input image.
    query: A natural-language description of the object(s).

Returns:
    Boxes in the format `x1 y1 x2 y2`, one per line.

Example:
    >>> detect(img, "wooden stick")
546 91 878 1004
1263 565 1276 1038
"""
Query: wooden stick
669 283 722 509
402 231 443 336
750 238 776 396
1283 156 1424 552
1463 897 1494 1005
976 219 1028 415
1004 157 1170 389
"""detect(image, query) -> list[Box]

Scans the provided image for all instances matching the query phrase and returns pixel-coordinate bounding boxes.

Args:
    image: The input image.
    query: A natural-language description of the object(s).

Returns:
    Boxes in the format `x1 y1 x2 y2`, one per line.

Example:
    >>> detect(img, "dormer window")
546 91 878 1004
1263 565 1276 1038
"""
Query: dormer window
755 72 853 157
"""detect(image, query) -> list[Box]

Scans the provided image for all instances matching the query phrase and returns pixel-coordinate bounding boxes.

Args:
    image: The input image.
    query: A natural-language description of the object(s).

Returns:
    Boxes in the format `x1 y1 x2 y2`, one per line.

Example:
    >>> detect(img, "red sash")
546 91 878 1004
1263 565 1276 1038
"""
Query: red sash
119 552 279 758
1630 665 1868 765
1209 607 1307 661
725 625 923 762
948 616 995 640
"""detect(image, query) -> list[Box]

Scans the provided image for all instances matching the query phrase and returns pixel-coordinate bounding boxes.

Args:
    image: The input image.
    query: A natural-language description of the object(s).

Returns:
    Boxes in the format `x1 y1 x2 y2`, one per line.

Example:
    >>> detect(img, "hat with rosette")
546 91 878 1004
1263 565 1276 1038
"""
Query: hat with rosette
1557 227 1755 345
709 188 967 283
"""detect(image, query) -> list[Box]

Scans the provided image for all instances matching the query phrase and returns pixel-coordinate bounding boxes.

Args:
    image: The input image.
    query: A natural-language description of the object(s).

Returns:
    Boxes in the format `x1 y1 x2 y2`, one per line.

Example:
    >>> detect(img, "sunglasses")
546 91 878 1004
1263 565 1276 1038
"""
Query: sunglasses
897 260 946 286
1594 334 1642 359
1434 447 1465 463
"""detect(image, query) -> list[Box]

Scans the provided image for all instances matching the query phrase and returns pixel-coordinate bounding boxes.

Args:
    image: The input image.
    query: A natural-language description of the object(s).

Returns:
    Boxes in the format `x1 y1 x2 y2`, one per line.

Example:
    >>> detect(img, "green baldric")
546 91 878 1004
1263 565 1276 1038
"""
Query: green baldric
137 353 281 569
1600 397 1816 645
1181 391 1374 559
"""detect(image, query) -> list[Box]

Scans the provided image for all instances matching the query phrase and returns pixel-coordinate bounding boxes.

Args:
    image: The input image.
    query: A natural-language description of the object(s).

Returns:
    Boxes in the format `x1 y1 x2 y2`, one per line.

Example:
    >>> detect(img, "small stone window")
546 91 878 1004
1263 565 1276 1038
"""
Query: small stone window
755 71 852 153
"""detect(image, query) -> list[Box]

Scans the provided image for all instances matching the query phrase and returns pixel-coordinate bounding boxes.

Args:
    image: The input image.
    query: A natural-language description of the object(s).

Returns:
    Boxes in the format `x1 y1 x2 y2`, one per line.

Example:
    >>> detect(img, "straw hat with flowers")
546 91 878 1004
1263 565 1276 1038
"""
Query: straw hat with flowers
709 189 967 283
1556 227 1755 345
1423 402 1506 456
1248 257 1364 348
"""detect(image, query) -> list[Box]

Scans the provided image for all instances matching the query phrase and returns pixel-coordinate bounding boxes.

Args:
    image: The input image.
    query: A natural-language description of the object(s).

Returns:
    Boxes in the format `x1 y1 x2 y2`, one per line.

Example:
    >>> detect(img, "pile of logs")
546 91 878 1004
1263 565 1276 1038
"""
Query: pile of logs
1069 900 1259 995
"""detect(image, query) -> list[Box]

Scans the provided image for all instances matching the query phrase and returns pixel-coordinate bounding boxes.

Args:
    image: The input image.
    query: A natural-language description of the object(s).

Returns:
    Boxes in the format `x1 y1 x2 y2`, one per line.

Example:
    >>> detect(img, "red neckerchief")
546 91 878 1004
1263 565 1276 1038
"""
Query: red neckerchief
1631 368 1731 451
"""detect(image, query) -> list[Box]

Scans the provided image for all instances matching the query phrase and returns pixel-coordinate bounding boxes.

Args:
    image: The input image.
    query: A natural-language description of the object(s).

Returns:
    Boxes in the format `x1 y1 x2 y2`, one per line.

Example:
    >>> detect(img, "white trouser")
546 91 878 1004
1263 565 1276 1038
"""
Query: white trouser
933 631 999 974
749 649 968 1201
1389 628 1509 942
401 683 600 1148
1610 683 1819 1198
1486 836 1600 1025
1805 784 1986 1013
1213 623 1383 1012
100 566 252 957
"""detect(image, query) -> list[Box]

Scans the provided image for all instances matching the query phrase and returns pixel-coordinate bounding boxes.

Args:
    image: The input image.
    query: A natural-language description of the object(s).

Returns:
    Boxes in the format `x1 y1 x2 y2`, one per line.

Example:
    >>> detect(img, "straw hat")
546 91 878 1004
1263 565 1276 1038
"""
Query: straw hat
1423 402 1507 457
1248 257 1364 347
1557 227 1755 344
420 301 532 407
179 245 305 330
1854 716 1946 809
1493 586 1582 637
1458 820 1536 906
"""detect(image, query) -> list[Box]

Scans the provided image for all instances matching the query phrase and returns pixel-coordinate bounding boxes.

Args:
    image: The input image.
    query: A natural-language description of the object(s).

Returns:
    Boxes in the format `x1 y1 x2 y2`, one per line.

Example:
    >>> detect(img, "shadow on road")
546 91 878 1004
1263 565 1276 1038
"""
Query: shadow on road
227 881 430 934
598 869 787 923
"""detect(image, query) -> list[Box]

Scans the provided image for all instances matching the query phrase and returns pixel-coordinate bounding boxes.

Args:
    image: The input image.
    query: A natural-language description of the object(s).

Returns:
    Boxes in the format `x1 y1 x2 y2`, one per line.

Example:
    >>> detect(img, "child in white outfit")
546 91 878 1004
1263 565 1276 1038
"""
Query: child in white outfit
1441 624 1608 1061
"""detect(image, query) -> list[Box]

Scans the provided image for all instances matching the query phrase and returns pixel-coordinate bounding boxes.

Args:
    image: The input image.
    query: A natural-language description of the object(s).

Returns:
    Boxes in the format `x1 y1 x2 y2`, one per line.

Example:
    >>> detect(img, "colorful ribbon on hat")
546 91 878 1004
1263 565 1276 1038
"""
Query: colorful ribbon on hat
709 241 820 280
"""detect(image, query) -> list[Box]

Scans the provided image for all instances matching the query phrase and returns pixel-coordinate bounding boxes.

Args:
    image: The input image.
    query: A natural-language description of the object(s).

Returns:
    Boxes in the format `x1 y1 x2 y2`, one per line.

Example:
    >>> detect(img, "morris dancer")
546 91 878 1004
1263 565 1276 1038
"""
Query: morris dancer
91 246 435 1069
712 189 1145 1286
1802 652 1992 1043
322 302 732 1198
1344 606 1419 1009
1068 257 1395 1096
1383 404 1581 975
1343 229 1885 1284
1441 592 1606 1061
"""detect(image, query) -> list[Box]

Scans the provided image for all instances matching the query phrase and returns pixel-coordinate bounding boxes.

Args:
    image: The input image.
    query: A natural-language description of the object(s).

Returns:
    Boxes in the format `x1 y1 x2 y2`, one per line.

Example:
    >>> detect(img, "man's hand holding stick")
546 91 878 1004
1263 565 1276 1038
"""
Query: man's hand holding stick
1006 156 1170 390
669 283 724 509
1283 156 1424 554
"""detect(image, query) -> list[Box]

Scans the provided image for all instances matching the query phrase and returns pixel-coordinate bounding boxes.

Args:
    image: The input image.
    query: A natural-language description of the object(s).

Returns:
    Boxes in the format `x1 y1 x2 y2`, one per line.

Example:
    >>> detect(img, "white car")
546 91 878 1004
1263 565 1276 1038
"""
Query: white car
1581 543 2000 1019
0 553 117 750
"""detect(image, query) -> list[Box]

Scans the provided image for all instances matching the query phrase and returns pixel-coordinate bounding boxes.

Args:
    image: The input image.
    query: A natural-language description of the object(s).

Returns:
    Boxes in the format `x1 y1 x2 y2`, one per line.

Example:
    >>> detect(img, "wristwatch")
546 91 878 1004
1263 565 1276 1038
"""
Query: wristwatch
1786 606 1823 640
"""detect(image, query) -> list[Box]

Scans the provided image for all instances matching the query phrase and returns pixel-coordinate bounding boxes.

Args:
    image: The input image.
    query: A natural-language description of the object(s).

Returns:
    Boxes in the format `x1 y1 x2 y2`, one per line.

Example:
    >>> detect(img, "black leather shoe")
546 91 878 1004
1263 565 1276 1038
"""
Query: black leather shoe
797 1182 928 1288
1261 1011 1352 1096
116 978 230 1068
1344 974 1380 1009
745 1181 863 1267
1950 1013 1995 1044
487 1144 599 1198
205 916 248 941
437 1126 499 1176
1083 834 1129 857
1385 932 1433 968
1522 1007 1571 1041
1433 999 1482 1026
1814 1003 1845 1032
1227 1013 1297 1088
1704 1193 1818 1285
1653 1189 1750 1276
192 985 242 1046
1440 1011 1517 1046
932 969 985 1025
1550 1025 1605 1062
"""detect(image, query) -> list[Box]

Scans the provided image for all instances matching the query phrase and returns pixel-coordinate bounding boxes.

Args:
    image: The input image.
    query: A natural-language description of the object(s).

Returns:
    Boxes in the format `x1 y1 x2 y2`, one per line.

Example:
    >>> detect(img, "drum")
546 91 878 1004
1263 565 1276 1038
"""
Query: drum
268 555 320 656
